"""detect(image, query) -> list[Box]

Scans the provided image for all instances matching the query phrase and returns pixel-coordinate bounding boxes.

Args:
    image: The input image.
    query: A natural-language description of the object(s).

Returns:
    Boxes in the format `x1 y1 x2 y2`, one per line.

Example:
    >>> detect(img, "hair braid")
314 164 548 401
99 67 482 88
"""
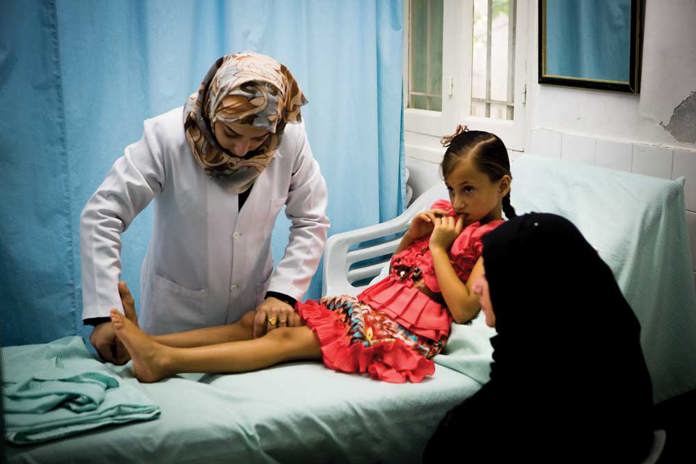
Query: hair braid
502 193 516 218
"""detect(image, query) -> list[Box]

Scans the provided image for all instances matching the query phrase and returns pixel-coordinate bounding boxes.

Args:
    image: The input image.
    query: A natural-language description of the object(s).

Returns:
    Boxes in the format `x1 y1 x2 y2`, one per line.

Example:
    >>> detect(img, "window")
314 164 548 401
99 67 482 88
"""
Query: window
404 0 527 153
471 0 517 119
407 0 443 112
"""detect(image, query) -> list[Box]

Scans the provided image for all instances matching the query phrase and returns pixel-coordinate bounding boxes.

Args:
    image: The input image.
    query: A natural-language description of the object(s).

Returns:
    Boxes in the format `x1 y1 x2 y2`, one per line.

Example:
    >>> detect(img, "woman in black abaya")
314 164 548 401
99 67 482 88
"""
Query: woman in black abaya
423 213 654 464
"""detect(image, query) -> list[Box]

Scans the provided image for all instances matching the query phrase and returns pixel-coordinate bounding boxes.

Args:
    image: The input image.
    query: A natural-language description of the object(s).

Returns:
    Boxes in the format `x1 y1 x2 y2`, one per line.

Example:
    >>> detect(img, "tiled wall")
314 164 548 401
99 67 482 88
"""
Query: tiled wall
528 128 696 287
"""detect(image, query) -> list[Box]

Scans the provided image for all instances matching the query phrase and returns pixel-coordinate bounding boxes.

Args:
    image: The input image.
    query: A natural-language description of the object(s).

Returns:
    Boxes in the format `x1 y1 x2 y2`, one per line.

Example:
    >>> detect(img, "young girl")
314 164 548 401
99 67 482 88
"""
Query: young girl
109 126 515 383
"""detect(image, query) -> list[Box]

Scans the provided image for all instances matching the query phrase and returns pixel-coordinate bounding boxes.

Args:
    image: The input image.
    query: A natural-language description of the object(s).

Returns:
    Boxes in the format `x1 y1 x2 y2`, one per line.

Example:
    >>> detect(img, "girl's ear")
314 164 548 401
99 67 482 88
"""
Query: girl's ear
498 175 511 196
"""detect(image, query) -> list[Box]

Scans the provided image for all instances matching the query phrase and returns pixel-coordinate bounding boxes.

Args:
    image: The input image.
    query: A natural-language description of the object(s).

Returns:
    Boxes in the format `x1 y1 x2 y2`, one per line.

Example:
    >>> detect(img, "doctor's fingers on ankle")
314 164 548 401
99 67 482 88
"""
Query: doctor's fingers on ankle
91 323 116 361
252 310 270 338
94 341 116 363
113 339 130 365
94 337 128 365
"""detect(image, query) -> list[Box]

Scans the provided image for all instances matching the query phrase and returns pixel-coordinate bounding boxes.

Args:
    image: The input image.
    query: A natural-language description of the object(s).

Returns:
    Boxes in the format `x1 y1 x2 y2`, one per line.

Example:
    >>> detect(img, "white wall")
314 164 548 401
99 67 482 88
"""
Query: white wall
406 0 696 282
527 0 696 152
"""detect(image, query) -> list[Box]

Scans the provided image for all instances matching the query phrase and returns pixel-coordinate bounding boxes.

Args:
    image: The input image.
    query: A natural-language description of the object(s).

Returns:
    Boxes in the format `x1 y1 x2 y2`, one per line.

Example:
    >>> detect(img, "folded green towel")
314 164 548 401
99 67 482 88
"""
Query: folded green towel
2 336 160 444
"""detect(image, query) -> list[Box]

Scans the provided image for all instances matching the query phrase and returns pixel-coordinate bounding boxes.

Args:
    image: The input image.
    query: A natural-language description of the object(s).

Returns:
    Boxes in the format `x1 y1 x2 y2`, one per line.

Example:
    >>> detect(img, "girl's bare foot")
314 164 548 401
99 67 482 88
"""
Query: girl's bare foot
110 309 170 382
118 281 139 326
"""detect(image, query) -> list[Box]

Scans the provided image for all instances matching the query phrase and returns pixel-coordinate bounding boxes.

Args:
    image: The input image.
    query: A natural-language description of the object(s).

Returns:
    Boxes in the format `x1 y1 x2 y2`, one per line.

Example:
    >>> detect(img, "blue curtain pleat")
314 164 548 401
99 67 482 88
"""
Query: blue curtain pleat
0 0 76 345
0 0 404 345
376 0 406 220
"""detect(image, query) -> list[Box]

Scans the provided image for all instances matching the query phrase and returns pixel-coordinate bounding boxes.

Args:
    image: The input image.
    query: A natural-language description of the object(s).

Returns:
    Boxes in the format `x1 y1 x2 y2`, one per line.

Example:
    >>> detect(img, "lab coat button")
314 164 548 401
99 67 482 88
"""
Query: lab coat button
230 283 239 290
233 232 241 239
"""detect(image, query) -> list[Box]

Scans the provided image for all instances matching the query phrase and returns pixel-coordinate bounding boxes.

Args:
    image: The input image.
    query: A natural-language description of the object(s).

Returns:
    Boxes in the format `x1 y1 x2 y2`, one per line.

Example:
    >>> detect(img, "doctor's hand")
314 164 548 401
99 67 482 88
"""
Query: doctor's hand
88 281 139 365
252 297 301 338
89 322 130 365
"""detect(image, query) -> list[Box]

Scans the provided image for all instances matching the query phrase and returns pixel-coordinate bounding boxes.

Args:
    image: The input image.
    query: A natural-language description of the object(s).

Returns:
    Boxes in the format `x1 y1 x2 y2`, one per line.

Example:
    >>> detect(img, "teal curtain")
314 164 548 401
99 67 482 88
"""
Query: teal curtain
0 0 404 345
545 0 631 82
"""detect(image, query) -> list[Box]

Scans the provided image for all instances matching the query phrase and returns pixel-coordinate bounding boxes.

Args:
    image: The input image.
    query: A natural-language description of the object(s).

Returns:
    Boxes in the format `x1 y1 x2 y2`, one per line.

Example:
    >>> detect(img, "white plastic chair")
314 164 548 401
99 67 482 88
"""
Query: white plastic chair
322 184 448 297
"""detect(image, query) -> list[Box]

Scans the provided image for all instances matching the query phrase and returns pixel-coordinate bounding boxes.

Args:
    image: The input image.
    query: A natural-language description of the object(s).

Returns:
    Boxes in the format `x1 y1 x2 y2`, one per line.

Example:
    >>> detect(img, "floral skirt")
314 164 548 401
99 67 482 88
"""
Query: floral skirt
296 295 446 383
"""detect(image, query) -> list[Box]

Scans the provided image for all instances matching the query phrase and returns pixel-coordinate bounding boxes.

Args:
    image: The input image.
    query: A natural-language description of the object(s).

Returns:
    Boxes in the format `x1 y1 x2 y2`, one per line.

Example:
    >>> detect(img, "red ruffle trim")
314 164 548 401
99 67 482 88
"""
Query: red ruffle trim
296 300 435 383
358 278 451 341
391 199 505 294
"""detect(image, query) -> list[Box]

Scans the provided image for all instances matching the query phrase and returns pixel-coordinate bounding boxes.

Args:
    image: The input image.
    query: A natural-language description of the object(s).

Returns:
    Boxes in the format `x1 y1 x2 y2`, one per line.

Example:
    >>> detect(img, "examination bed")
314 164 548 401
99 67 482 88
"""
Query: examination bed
5 155 696 463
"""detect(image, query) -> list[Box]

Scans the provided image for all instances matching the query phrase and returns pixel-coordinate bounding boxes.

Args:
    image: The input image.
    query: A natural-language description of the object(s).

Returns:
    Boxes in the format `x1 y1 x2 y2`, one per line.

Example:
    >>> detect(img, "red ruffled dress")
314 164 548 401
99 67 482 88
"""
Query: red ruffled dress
297 200 504 383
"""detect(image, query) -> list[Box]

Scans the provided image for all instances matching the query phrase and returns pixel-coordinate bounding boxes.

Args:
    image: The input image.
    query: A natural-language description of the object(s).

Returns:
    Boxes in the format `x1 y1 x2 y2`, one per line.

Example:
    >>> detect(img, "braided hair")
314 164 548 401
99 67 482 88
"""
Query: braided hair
440 125 516 219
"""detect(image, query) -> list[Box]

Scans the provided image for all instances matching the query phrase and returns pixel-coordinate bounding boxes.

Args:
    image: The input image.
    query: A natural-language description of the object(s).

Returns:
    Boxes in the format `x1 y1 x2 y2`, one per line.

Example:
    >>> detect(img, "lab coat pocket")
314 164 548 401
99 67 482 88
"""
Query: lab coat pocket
149 274 209 332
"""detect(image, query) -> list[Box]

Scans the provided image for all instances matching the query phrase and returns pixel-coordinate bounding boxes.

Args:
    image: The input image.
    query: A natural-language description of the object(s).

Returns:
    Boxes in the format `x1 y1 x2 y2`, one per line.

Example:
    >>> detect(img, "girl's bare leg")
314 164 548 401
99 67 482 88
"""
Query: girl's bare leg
110 310 322 382
151 311 256 348
118 280 256 348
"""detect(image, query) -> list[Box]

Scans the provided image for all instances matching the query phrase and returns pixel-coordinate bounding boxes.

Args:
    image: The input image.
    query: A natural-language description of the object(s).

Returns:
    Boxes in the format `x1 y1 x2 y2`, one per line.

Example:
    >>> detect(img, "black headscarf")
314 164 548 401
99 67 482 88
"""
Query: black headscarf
424 213 654 464
483 213 646 376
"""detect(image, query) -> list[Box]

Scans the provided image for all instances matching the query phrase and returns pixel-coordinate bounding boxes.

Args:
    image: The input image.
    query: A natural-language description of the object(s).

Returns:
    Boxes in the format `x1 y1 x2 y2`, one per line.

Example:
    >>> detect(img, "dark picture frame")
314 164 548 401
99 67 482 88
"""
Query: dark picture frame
538 0 643 93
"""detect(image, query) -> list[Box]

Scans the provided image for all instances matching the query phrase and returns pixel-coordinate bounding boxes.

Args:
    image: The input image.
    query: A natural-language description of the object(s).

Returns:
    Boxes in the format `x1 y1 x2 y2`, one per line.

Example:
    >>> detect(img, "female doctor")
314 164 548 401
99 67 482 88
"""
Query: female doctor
80 52 329 364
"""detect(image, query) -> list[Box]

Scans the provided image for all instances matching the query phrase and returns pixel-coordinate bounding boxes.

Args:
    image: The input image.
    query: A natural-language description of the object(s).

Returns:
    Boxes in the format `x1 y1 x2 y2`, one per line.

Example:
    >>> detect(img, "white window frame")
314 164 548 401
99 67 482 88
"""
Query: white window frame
404 0 529 157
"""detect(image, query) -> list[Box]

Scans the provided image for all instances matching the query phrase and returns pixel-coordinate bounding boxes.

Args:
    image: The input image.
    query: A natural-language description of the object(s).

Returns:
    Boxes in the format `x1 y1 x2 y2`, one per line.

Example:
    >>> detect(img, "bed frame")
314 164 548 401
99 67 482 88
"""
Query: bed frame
6 155 696 463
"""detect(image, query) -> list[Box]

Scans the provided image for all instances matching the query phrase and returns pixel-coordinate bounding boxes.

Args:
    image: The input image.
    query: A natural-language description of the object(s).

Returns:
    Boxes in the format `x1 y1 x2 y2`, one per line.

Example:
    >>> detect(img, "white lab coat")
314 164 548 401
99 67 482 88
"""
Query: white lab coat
80 107 329 334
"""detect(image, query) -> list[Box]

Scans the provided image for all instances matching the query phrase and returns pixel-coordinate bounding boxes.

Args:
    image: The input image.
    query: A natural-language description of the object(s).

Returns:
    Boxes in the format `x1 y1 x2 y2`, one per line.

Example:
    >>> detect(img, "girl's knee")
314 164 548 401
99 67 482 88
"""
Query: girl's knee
265 326 298 342
266 326 319 352
264 326 321 361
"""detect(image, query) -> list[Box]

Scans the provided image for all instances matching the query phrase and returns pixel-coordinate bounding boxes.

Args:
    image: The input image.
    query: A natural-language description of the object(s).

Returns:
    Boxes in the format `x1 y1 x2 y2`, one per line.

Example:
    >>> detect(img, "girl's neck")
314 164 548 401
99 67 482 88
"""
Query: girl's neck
479 205 503 225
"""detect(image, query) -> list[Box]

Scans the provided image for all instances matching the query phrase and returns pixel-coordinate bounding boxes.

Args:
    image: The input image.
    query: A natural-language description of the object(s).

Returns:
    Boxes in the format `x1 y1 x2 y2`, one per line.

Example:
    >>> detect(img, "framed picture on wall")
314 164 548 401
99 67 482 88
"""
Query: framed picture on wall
538 0 643 93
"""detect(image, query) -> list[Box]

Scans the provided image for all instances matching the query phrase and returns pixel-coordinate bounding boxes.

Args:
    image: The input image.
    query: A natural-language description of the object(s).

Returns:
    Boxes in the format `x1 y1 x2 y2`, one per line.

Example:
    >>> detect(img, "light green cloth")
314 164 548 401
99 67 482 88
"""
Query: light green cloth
434 312 495 384
2 336 160 444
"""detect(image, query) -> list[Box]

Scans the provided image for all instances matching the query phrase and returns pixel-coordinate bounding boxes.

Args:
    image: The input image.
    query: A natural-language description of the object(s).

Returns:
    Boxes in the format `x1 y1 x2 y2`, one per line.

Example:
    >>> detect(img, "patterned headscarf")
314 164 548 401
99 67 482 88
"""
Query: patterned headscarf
183 52 308 191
